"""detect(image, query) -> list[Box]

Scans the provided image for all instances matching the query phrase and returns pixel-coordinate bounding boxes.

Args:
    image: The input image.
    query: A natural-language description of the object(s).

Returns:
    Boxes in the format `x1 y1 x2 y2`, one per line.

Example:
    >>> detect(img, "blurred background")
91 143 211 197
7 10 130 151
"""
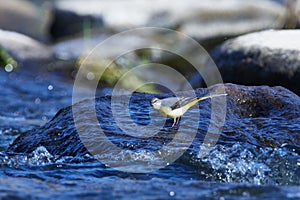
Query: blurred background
0 0 298 96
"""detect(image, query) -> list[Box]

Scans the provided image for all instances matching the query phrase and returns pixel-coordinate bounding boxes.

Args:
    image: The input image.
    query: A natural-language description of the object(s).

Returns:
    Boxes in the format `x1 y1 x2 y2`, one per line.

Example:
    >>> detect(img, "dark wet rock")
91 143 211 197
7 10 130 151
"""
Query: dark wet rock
0 0 50 41
49 0 287 43
0 29 54 68
212 30 300 95
50 6 104 39
8 84 300 158
191 30 300 95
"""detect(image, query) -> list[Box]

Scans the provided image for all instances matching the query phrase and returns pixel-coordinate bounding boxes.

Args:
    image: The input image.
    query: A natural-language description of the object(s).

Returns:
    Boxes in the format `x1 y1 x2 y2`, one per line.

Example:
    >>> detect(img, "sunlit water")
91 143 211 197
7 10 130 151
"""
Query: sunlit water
0 68 299 199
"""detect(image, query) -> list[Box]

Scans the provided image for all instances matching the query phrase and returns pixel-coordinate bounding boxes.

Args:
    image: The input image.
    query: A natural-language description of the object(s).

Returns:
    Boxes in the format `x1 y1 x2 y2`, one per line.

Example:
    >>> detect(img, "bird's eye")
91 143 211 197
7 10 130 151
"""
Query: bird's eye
151 98 158 104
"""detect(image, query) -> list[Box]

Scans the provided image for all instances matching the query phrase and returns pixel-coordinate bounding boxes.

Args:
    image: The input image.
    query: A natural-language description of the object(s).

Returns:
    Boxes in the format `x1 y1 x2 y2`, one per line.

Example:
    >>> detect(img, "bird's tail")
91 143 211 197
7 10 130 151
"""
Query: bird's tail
196 93 227 102
186 93 227 108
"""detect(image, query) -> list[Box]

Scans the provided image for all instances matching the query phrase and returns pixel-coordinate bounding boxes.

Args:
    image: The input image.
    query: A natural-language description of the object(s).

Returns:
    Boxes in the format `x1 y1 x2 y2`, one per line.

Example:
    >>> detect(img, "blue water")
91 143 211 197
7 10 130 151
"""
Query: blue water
0 67 299 199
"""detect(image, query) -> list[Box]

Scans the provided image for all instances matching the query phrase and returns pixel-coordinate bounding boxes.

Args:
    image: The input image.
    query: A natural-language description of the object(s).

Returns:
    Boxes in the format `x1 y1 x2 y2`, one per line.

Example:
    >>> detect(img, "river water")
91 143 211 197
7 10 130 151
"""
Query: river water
0 67 299 199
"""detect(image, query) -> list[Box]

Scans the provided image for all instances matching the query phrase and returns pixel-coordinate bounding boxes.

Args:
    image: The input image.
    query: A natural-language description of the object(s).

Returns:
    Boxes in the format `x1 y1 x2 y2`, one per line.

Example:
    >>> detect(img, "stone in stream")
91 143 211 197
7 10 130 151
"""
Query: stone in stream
191 30 300 95
7 84 300 159
50 0 287 45
0 29 54 68
0 0 50 41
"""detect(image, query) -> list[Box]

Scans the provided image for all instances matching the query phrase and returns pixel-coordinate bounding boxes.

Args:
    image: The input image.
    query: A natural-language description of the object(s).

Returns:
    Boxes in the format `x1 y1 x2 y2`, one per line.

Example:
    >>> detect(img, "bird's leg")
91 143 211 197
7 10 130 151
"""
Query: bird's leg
176 117 181 125
172 117 177 128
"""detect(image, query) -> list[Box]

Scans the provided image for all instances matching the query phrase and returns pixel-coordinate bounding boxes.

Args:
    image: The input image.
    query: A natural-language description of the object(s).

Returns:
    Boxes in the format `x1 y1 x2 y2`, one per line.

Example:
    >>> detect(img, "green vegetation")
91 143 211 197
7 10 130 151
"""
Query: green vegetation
0 47 17 68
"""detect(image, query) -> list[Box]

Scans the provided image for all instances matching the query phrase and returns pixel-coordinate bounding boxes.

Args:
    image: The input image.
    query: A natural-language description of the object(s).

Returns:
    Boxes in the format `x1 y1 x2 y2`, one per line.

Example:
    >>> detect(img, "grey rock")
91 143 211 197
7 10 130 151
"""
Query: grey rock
0 29 53 68
0 0 50 41
50 0 287 44
294 0 300 27
283 0 298 28
210 30 300 95
53 34 109 61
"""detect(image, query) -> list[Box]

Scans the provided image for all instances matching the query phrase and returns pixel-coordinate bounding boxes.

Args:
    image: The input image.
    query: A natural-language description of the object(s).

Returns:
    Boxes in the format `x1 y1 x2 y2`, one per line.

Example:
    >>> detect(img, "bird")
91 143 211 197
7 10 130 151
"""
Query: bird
150 93 227 127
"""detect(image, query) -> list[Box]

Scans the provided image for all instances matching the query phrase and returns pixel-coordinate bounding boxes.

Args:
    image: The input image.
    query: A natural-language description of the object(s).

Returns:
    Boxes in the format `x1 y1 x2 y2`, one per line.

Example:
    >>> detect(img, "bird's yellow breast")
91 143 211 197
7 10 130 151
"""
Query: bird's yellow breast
158 107 172 118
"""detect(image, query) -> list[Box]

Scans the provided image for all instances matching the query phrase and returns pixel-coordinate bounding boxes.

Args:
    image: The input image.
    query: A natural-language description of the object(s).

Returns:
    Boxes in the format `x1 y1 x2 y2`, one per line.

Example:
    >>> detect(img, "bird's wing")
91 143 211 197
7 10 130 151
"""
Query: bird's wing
170 97 196 110
160 97 180 107
167 94 227 111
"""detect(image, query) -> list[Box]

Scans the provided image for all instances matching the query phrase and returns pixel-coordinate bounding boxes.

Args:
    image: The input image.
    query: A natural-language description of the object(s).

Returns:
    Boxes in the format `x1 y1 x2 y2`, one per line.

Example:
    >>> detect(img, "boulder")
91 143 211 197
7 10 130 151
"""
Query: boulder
0 29 53 68
0 0 50 41
210 30 300 95
8 84 300 158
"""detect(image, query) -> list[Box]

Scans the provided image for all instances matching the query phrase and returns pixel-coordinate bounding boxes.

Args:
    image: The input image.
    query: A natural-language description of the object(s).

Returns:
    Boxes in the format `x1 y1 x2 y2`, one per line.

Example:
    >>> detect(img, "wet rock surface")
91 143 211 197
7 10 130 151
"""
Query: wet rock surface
8 84 300 156
207 30 300 95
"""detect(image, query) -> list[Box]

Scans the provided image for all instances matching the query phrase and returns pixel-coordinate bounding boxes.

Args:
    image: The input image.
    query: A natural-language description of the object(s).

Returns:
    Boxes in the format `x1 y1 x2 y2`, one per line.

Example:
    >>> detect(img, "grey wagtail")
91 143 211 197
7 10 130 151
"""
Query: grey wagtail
151 93 227 127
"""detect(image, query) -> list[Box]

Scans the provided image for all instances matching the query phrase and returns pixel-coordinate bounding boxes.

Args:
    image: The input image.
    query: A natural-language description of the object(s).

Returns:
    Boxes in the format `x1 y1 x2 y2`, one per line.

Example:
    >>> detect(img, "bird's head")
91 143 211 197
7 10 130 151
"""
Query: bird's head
150 98 161 110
